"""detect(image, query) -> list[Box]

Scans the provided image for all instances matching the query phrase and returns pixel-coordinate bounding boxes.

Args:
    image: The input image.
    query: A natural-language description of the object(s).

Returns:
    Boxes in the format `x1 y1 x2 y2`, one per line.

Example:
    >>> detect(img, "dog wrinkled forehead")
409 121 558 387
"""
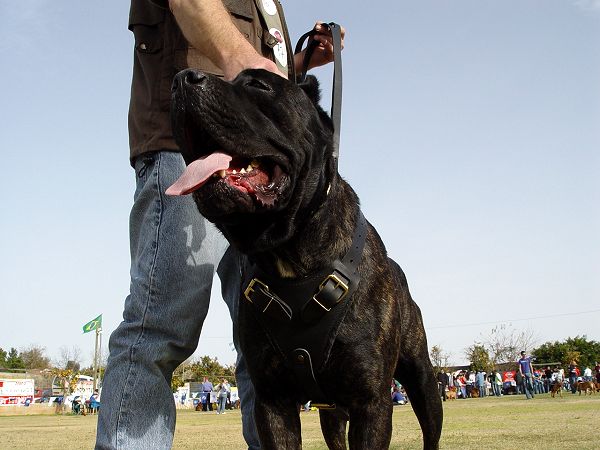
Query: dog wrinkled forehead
231 69 322 109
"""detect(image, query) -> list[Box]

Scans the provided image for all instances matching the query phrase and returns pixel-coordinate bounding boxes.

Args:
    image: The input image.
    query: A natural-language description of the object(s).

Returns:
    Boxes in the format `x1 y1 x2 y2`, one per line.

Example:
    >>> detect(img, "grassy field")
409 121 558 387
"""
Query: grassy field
0 393 598 449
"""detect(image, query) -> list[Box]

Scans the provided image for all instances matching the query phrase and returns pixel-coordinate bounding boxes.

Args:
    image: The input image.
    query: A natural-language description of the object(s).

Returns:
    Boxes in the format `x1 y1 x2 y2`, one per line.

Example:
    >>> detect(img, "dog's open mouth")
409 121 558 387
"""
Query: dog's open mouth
166 151 286 207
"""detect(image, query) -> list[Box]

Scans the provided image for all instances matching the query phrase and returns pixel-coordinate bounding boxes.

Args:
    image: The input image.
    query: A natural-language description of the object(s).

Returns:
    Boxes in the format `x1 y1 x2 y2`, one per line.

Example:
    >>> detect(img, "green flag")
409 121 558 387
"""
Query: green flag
83 314 102 333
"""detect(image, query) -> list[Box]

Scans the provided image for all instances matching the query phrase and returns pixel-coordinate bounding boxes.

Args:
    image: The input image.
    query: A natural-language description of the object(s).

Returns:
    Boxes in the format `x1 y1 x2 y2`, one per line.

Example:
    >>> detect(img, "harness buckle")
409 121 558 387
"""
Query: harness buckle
244 278 269 304
312 273 349 312
244 278 293 321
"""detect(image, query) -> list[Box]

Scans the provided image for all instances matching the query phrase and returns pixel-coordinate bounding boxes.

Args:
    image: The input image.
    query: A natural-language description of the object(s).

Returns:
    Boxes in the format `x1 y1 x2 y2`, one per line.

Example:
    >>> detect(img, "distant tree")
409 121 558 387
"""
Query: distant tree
483 325 536 366
56 346 82 370
465 344 491 372
188 356 235 384
6 348 25 370
0 348 7 367
20 345 51 369
171 374 184 392
430 345 451 372
532 336 600 368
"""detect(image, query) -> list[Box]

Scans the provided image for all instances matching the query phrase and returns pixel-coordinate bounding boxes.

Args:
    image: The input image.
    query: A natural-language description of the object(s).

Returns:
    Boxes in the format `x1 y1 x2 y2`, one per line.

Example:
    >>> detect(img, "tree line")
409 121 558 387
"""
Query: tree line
431 331 600 373
0 345 235 392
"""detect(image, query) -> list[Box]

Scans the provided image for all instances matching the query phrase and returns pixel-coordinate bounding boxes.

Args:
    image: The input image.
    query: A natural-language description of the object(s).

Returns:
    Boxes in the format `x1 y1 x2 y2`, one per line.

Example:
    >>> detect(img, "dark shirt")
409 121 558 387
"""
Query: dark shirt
127 0 283 162
437 372 448 386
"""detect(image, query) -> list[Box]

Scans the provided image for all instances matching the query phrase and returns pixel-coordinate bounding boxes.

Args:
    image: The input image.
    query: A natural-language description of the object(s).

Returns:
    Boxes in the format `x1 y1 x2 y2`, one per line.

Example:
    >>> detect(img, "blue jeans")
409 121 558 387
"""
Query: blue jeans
522 374 535 399
492 383 501 396
477 384 485 397
569 376 577 393
95 152 259 450
218 395 228 414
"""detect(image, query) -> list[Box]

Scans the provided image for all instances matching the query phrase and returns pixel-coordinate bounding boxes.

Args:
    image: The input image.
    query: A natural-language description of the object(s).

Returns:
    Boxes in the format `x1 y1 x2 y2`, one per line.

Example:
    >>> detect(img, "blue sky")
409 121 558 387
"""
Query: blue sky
1 1 599 368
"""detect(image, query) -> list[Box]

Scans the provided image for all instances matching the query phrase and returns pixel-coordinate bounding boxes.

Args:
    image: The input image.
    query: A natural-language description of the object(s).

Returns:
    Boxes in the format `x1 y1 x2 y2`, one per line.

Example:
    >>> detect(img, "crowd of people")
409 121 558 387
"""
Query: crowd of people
435 356 600 400
172 377 237 414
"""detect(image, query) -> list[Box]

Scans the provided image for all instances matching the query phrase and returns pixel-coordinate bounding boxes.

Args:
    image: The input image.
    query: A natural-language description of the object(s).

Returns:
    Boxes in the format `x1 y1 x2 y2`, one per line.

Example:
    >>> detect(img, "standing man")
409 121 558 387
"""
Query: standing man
436 370 448 402
492 370 503 396
216 378 231 415
517 351 535 400
95 1 345 449
568 360 578 393
201 377 214 411
475 370 486 398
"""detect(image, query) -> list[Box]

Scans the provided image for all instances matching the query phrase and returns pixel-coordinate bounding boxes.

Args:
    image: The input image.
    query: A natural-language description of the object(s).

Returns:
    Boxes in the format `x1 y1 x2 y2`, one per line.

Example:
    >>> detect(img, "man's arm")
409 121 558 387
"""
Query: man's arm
168 0 279 80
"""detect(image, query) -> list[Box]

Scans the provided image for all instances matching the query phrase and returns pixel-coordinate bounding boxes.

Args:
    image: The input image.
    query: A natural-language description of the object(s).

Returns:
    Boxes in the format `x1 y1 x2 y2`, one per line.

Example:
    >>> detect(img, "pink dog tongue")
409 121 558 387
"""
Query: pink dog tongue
166 152 232 196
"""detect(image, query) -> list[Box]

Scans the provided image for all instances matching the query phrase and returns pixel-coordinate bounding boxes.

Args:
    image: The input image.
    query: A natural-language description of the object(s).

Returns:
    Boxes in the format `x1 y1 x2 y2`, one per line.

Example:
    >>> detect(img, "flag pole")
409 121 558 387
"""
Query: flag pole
98 328 103 390
93 327 100 391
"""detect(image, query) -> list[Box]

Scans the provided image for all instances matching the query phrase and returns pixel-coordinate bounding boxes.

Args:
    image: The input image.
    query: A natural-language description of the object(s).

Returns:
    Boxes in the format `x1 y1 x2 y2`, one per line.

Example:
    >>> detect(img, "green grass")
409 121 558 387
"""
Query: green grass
0 393 598 449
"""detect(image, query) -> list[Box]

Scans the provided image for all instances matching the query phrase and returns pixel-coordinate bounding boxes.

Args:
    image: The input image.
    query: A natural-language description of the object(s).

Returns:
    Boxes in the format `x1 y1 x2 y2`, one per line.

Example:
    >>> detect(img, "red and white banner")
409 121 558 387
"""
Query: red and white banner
0 379 35 406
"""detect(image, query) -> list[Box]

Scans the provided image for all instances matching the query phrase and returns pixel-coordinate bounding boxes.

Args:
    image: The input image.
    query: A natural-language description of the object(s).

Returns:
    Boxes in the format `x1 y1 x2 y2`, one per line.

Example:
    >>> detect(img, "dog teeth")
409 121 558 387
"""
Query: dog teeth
247 165 254 172
250 160 260 168
240 168 246 174
233 170 237 174
218 170 226 178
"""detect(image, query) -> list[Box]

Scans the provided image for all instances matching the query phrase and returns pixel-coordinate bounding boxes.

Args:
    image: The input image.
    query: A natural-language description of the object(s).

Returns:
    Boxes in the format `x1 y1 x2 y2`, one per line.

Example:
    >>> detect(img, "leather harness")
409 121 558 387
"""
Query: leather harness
242 211 367 412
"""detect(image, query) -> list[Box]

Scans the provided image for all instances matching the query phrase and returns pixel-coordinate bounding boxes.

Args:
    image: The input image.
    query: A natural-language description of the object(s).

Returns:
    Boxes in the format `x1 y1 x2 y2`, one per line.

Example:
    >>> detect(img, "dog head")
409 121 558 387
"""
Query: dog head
167 69 335 253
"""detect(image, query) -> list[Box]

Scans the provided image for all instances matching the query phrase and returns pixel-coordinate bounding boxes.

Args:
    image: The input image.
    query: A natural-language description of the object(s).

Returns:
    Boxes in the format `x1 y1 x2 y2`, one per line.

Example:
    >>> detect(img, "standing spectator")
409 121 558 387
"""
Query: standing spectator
514 370 522 395
201 377 214 411
475 371 486 398
544 366 553 393
557 366 565 383
518 351 535 399
216 378 231 415
456 372 467 399
492 370 503 396
466 371 475 398
594 362 600 383
533 369 544 394
568 361 578 394
583 366 593 382
437 371 448 402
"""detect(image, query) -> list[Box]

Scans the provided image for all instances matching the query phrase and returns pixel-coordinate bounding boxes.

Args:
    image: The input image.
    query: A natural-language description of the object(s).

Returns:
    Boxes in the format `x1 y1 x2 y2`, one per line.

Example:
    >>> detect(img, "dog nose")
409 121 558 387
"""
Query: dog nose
172 69 207 93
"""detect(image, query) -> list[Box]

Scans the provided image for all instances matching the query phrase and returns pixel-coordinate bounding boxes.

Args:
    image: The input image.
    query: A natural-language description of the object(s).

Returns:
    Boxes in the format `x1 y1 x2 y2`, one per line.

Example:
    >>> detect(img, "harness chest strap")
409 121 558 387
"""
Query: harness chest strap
243 211 368 408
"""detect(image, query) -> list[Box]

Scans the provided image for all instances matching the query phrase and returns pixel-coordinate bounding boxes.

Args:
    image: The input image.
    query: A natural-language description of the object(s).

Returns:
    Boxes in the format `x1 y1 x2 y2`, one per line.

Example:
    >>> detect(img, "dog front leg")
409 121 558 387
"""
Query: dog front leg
396 359 442 450
319 409 348 450
346 401 393 450
254 396 302 450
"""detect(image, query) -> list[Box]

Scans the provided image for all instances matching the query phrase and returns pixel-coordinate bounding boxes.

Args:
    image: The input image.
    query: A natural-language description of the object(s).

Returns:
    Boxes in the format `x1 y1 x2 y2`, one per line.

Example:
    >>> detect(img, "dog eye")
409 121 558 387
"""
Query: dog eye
245 79 271 91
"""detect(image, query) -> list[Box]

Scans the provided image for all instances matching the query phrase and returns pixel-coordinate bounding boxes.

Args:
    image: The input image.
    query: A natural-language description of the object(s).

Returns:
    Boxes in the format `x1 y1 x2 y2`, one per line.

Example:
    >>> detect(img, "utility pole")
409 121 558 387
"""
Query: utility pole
93 327 102 391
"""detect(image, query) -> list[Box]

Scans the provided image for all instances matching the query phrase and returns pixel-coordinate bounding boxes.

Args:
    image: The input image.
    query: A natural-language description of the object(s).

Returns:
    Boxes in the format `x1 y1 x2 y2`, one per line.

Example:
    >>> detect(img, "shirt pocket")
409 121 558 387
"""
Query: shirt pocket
129 1 171 111
128 0 165 53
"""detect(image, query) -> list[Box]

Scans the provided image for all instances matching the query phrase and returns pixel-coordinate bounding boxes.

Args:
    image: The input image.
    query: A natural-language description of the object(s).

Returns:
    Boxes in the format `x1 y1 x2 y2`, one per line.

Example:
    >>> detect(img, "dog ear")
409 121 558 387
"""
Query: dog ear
298 75 321 105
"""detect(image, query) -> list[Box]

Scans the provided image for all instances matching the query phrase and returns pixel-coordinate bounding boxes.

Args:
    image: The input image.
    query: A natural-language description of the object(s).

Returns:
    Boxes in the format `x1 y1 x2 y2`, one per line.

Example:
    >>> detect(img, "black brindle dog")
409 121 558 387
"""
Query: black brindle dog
167 68 442 449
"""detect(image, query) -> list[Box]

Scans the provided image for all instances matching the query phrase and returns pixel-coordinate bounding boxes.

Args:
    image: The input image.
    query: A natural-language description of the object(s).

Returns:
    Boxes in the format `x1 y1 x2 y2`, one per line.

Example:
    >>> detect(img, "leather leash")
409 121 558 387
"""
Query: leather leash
294 23 343 161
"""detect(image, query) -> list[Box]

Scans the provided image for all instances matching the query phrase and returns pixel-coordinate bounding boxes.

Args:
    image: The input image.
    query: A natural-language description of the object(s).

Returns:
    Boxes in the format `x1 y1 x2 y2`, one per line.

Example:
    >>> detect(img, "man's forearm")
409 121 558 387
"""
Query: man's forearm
168 0 277 79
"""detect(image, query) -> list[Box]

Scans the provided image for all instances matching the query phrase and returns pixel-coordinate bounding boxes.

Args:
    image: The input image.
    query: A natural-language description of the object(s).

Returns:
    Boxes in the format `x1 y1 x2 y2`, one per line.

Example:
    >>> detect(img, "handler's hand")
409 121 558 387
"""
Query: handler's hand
223 51 284 81
294 22 346 72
